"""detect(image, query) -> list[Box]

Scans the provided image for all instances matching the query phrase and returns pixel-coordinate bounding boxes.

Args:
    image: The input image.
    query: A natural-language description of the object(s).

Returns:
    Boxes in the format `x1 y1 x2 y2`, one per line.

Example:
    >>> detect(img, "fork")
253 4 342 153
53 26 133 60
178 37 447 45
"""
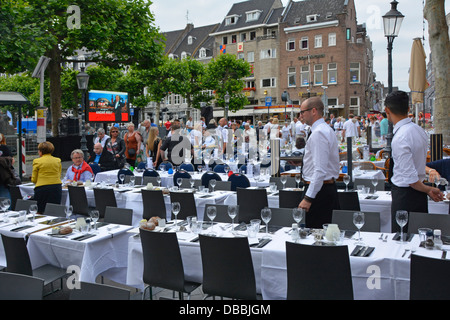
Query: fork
383 235 388 242
378 233 384 240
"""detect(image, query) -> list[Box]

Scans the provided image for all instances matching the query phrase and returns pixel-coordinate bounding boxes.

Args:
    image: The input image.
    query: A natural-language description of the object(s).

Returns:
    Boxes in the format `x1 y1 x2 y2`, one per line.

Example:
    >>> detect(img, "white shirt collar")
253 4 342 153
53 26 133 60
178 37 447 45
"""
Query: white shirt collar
393 117 412 135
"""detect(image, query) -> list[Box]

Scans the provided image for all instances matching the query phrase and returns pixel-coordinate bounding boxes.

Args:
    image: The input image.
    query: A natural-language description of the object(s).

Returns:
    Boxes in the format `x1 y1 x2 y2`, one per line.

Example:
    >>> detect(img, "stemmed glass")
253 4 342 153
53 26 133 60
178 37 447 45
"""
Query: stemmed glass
29 204 38 224
227 205 238 234
292 208 305 225
281 175 287 190
295 174 301 189
1 199 11 218
65 205 73 221
177 178 183 189
396 210 409 243
189 178 195 189
197 165 203 174
260 207 272 239
156 176 162 187
353 212 365 244
210 179 216 192
171 202 181 231
90 210 99 232
129 175 135 187
371 177 378 194
206 206 217 235
119 173 125 185
343 174 350 192
224 165 229 176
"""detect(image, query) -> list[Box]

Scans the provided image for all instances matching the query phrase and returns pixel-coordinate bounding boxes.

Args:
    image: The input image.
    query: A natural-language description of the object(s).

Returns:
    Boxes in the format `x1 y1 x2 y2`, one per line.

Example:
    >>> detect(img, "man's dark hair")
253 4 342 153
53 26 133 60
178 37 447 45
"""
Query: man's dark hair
382 112 387 118
296 137 306 149
385 91 409 116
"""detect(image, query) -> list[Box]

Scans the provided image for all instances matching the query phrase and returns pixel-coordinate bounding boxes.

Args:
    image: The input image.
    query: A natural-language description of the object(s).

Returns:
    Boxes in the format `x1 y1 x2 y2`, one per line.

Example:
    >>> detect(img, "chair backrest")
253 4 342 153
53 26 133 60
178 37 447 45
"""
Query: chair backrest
173 170 191 186
137 162 147 170
139 228 187 292
0 272 44 300
143 169 160 177
158 162 173 171
70 281 130 300
199 235 257 300
408 212 450 235
14 199 38 212
228 173 251 191
44 203 67 218
141 189 167 221
285 242 353 300
142 176 160 187
410 254 450 300
93 188 117 219
179 178 201 189
354 178 385 191
1 234 33 276
8 185 22 211
117 169 133 184
337 191 361 211
180 163 195 172
355 161 376 170
209 180 231 192
332 210 381 232
201 172 222 188
104 206 133 226
213 164 226 173
270 207 304 227
204 204 239 223
169 192 197 220
279 190 303 209
236 188 268 223
269 176 297 190
124 175 142 185
68 185 89 216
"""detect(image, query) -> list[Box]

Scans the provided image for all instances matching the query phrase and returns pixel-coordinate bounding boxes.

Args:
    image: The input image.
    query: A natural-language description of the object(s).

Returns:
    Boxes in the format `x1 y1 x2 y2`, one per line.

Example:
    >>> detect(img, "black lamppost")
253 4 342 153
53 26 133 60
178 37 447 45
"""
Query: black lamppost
76 67 90 161
383 0 404 181
224 92 230 119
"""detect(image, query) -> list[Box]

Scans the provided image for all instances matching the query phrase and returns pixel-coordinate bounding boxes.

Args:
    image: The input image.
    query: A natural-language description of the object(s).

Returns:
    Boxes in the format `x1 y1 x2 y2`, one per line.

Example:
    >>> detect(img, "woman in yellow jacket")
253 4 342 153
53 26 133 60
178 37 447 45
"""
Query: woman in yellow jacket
31 141 62 213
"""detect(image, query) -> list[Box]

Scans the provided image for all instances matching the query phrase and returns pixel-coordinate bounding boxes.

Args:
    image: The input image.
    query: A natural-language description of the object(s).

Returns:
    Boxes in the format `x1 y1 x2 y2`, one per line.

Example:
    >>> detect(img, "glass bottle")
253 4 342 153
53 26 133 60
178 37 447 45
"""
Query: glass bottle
425 230 435 249
434 229 443 250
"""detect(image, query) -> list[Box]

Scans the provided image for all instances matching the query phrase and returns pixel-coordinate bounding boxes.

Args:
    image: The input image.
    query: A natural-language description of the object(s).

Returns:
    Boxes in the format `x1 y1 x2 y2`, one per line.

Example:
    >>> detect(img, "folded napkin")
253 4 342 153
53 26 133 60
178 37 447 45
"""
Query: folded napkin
39 217 68 226
351 245 375 257
72 233 96 241
250 238 272 248
10 225 34 232
392 232 414 242
365 195 379 200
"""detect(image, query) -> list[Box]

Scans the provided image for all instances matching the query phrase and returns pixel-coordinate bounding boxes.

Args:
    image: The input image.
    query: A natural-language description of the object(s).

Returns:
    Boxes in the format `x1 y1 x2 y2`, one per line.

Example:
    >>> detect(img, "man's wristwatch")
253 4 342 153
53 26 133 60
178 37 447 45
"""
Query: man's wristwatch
303 195 314 203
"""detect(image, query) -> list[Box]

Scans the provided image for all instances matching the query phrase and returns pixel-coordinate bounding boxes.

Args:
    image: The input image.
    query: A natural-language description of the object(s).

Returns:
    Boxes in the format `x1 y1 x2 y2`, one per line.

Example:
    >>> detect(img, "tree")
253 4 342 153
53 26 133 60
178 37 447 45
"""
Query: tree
205 54 252 117
424 0 450 145
0 0 164 136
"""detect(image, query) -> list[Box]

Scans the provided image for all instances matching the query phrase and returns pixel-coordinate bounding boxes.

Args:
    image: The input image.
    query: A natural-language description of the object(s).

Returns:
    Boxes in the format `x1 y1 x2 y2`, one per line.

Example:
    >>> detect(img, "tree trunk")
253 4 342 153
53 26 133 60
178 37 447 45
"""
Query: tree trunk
424 0 450 145
47 46 62 137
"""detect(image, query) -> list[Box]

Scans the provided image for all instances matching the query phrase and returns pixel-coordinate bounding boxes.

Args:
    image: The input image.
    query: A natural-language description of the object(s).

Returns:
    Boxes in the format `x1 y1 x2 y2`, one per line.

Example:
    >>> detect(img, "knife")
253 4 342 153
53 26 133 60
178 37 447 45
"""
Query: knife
359 246 369 257
442 250 447 260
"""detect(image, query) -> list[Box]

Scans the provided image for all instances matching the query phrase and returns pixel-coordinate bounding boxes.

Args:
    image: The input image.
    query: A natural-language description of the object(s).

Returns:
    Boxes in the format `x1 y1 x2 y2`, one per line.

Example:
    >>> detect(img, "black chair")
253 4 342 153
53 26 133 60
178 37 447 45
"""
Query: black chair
180 163 195 172
269 176 297 190
199 235 258 300
117 169 133 184
285 242 353 300
407 212 450 235
201 171 222 188
228 173 250 191
410 254 450 300
14 199 38 212
332 210 381 232
173 170 191 186
8 185 23 211
1 234 67 294
270 207 304 227
213 164 226 173
209 180 231 192
93 188 117 219
67 185 91 216
44 203 67 218
139 228 201 300
142 176 160 187
169 192 197 220
337 191 360 211
104 206 133 226
124 174 142 185
143 169 160 177
354 178 385 192
69 281 131 300
141 189 167 221
158 161 173 171
236 188 268 223
180 178 201 189
279 190 303 208
204 204 239 223
0 272 44 300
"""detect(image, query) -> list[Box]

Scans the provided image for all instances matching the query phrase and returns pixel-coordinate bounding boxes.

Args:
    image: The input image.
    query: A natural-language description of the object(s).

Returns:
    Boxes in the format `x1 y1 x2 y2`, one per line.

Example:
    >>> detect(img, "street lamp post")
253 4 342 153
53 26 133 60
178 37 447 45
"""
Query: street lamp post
76 67 90 161
383 0 404 182
224 92 230 119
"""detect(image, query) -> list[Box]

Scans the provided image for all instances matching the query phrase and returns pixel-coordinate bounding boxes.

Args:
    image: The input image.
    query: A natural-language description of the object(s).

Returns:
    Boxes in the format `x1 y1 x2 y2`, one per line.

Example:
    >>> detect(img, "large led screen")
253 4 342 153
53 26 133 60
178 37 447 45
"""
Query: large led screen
87 90 129 123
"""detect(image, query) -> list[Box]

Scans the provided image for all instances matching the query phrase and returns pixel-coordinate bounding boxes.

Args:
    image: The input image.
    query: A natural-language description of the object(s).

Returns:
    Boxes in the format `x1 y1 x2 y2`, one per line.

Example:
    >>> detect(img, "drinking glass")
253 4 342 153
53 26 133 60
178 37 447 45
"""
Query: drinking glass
353 212 365 244
224 165 229 175
206 206 217 235
65 205 73 221
295 174 301 189
1 198 10 214
343 175 350 192
191 219 202 236
371 177 378 194
156 176 162 187
28 204 38 224
197 165 203 174
227 205 238 234
189 178 195 189
172 202 181 231
90 210 99 232
177 178 183 189
119 173 125 185
210 179 216 192
18 210 27 225
260 207 272 239
129 175 135 187
292 208 305 225
396 210 408 243
280 175 287 190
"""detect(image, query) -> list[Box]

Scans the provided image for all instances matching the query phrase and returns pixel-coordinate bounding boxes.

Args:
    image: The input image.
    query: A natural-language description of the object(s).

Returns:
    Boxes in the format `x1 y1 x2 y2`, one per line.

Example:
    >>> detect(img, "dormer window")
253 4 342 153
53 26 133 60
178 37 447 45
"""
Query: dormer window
246 10 261 22
188 36 196 45
306 14 319 23
225 15 239 26
199 48 207 59
168 53 175 60
181 51 190 59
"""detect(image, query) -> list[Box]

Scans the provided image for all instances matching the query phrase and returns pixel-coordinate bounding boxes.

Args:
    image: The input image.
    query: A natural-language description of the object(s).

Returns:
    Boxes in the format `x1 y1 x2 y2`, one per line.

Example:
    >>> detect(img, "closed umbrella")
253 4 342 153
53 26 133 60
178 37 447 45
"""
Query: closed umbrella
408 38 429 124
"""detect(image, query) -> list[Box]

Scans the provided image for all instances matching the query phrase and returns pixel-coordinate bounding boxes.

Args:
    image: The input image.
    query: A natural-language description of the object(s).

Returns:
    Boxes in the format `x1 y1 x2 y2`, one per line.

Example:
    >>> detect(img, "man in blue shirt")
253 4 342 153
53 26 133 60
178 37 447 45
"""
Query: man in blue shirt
87 143 116 172
379 112 389 141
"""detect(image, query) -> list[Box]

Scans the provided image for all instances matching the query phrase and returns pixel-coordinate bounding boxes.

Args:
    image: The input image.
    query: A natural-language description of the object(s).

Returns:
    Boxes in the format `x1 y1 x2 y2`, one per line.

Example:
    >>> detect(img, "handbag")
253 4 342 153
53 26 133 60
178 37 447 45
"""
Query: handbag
128 148 136 156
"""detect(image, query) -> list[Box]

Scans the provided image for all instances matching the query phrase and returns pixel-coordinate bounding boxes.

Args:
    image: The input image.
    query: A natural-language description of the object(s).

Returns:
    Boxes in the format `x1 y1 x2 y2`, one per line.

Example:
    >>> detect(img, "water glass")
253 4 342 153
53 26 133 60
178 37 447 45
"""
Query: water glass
248 219 261 239
172 202 181 231
206 206 217 235
18 210 27 225
269 182 277 194
396 210 408 242
29 204 38 224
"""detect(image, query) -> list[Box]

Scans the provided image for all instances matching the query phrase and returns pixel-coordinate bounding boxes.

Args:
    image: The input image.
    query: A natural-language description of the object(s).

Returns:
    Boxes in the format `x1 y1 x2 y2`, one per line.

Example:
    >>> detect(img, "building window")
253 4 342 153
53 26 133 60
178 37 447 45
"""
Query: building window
307 14 318 23
237 53 245 61
328 33 336 46
166 95 172 105
314 35 322 48
223 36 228 45
261 78 276 88
188 36 194 45
350 97 360 115
346 28 351 41
300 65 310 87
300 37 308 50
231 35 237 43
350 62 360 83
260 48 276 59
250 31 256 41
199 48 207 59
246 81 255 89
174 95 181 105
225 15 238 26
240 33 247 42
247 51 255 63
314 64 323 85
286 39 295 51
246 10 261 22
288 67 296 87
328 98 338 107
328 63 337 84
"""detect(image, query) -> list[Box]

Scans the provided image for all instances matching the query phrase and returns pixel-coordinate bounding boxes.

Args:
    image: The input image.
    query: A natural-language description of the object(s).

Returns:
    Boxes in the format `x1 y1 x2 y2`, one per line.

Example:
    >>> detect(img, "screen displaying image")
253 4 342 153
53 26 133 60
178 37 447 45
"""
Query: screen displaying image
87 90 129 123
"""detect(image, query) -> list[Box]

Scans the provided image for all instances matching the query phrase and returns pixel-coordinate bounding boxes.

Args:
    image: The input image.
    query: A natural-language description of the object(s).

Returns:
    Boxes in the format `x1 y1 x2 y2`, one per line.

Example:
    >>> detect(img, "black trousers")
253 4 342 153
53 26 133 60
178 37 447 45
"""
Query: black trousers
391 184 428 233
34 184 62 213
303 183 340 229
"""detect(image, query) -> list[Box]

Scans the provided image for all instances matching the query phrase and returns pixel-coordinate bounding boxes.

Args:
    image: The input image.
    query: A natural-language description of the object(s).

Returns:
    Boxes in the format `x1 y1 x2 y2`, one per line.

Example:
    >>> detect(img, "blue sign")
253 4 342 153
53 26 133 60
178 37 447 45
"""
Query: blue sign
130 108 134 116
265 97 272 107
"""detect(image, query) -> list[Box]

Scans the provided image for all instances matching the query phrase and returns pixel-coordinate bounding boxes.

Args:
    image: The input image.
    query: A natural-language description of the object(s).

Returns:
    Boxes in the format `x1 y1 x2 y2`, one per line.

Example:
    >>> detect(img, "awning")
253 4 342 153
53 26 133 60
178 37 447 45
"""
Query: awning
0 92 31 106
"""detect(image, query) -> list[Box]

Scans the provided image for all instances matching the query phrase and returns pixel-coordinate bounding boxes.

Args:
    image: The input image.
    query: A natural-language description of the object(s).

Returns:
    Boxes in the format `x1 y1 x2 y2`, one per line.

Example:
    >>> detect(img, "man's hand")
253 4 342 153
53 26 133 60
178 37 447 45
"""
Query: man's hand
428 187 445 202
299 199 312 212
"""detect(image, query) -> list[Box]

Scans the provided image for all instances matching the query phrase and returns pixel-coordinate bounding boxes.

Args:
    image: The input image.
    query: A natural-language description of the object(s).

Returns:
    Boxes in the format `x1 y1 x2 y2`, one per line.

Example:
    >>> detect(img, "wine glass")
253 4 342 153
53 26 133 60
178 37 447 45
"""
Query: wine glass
189 178 195 189
89 210 99 232
295 174 301 189
371 177 378 194
292 208 305 225
224 165 230 176
129 175 135 187
206 206 217 235
28 204 38 224
156 176 162 187
1 198 10 214
395 210 409 243
260 207 272 239
227 205 238 234
197 165 203 174
172 202 181 231
119 173 125 185
177 178 183 189
65 205 73 221
281 175 287 190
353 212 365 244
210 179 216 192
343 174 350 192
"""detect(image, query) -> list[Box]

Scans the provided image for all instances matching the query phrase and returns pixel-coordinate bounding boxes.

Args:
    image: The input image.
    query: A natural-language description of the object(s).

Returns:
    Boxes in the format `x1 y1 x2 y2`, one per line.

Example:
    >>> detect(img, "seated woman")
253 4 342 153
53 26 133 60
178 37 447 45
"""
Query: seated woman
62 149 94 185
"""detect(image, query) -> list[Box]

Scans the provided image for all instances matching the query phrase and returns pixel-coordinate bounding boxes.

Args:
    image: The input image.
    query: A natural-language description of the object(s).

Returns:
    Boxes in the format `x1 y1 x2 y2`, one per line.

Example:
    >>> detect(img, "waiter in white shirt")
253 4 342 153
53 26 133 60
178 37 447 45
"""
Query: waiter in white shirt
341 114 360 142
385 91 443 233
298 97 340 228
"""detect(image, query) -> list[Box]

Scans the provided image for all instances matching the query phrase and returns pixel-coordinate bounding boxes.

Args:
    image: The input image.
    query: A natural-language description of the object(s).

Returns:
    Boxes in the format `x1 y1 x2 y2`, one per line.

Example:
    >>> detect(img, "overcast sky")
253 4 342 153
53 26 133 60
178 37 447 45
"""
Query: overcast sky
151 0 449 92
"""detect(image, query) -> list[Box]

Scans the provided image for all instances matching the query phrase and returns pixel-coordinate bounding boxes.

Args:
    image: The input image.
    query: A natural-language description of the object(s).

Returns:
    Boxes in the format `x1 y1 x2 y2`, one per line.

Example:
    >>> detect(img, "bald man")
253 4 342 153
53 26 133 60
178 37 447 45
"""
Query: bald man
87 143 116 172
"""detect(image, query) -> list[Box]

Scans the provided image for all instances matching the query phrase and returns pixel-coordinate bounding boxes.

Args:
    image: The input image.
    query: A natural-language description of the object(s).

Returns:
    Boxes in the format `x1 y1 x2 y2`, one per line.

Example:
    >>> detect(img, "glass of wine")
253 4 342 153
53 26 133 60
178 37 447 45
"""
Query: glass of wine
206 205 217 235
171 202 181 231
227 205 238 234
90 210 99 232
29 204 38 224
292 208 305 225
295 174 301 189
65 205 73 221
343 174 350 192
281 175 288 190
353 212 365 245
119 173 125 185
177 177 183 189
210 179 216 192
260 207 272 239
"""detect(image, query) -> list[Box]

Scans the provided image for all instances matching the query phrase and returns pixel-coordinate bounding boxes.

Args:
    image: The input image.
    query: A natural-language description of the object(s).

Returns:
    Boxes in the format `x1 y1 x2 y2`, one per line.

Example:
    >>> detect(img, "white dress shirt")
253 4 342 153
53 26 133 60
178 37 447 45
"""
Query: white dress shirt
302 118 340 199
343 119 359 138
391 118 428 187
94 135 110 148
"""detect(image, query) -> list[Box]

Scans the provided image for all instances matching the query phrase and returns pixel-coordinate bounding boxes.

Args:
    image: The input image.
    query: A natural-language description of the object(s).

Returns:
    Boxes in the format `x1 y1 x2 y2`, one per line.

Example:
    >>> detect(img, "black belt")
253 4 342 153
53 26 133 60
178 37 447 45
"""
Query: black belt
304 178 336 185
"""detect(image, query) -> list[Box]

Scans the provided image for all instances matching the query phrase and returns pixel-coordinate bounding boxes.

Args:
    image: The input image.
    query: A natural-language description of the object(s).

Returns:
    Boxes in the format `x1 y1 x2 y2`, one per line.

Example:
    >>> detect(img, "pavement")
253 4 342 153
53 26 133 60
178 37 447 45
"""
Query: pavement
19 154 73 182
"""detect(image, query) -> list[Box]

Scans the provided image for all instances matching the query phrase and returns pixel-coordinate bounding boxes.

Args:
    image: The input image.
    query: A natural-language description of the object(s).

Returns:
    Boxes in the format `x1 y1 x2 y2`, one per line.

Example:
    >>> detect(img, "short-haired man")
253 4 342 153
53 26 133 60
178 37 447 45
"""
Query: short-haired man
87 143 116 172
